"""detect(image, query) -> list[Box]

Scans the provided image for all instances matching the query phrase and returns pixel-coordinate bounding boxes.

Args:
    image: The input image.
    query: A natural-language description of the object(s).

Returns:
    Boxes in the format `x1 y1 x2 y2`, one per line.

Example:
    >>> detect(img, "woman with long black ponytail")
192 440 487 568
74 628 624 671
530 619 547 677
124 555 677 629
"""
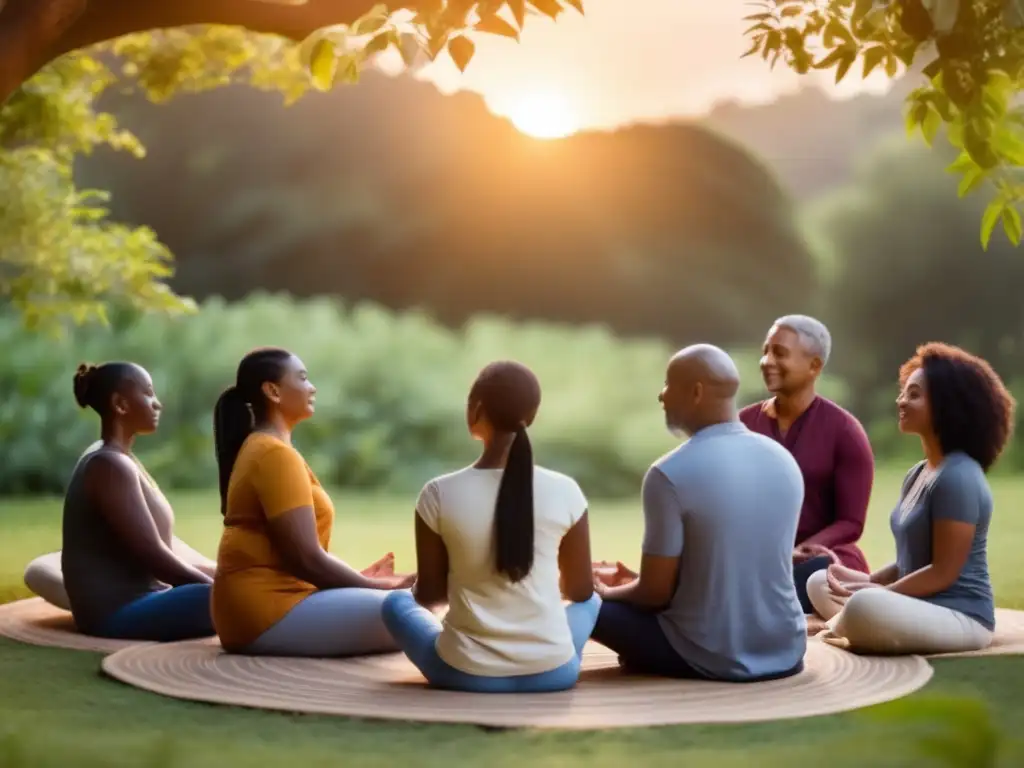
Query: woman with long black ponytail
210 347 413 657
381 361 599 693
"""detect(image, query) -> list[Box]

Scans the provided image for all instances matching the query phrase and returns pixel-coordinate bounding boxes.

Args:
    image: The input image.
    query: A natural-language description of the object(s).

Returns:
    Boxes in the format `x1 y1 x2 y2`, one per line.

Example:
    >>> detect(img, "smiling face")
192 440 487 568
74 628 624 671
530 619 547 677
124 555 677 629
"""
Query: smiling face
261 354 317 427
896 366 933 437
760 325 821 395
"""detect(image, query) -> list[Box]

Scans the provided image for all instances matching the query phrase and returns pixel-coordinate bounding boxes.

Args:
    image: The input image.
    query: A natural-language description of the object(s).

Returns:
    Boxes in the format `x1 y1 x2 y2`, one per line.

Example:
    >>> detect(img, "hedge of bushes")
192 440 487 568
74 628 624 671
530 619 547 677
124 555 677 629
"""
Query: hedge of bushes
0 294 795 497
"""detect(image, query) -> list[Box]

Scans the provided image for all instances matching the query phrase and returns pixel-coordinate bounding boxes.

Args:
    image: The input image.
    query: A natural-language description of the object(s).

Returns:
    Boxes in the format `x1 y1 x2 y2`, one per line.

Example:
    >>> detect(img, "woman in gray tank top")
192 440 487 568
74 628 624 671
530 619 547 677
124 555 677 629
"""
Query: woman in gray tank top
806 343 1015 655
59 362 215 641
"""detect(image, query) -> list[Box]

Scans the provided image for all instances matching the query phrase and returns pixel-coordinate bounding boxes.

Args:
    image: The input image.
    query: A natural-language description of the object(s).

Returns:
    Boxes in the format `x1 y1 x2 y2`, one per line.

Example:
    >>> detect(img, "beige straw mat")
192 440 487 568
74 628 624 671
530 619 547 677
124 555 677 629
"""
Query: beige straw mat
98 638 933 728
4 597 1023 729
926 607 1024 658
0 598 150 654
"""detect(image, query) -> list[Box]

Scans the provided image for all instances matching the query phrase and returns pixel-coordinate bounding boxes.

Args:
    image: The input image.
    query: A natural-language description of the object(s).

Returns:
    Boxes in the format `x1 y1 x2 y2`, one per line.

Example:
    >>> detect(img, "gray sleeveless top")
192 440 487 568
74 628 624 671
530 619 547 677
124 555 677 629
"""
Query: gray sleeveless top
61 448 162 634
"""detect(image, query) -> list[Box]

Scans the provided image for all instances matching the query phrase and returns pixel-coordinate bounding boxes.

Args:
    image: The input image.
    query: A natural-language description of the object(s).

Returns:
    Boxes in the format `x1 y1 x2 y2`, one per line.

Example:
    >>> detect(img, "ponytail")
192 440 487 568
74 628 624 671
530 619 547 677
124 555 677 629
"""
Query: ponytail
494 424 535 582
213 386 253 516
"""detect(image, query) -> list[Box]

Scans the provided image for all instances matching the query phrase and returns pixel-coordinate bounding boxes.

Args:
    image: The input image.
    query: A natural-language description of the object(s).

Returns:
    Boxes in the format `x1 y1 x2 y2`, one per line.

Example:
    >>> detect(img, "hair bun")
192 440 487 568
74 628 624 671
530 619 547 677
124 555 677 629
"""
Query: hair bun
73 363 98 409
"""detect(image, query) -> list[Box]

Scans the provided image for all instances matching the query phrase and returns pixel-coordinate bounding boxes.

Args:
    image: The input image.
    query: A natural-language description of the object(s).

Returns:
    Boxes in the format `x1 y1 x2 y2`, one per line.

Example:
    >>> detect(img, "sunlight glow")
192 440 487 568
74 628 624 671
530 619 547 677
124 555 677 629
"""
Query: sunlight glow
507 90 579 140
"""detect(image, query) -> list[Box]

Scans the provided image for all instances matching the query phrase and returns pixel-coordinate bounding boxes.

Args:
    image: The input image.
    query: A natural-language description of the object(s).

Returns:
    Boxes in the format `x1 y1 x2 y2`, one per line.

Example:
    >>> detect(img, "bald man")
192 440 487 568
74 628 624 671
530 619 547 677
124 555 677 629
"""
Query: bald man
591 345 807 681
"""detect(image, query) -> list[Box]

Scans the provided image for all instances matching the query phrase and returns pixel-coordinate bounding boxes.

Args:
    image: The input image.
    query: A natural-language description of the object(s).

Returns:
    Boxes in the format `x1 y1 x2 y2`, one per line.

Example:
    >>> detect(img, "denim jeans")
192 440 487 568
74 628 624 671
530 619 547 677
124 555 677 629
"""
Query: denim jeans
381 589 602 693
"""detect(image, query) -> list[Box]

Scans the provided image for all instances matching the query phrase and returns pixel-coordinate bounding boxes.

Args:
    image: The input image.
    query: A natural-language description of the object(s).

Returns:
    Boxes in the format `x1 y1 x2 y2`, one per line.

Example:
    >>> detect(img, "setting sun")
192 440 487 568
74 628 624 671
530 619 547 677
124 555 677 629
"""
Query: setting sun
507 90 579 140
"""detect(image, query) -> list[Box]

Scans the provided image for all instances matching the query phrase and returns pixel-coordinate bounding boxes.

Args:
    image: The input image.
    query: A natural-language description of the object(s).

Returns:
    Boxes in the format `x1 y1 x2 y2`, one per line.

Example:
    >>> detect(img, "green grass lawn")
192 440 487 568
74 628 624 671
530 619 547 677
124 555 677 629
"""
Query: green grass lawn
0 465 1022 767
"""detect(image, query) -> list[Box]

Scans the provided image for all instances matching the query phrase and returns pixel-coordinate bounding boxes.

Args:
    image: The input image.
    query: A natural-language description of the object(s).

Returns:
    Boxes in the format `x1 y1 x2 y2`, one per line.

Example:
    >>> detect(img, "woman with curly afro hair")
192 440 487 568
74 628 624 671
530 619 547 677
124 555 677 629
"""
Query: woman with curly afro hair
805 342 1015 654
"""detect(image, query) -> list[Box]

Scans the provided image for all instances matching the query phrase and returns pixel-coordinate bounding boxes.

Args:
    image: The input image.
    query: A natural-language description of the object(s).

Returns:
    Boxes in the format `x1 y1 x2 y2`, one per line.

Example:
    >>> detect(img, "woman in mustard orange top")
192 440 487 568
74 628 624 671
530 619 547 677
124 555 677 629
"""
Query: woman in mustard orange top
211 347 414 656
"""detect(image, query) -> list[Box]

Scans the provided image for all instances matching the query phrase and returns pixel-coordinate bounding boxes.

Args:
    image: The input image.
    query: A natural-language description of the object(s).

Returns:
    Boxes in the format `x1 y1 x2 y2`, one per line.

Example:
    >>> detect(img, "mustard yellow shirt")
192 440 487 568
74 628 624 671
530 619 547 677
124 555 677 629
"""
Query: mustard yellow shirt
212 433 334 651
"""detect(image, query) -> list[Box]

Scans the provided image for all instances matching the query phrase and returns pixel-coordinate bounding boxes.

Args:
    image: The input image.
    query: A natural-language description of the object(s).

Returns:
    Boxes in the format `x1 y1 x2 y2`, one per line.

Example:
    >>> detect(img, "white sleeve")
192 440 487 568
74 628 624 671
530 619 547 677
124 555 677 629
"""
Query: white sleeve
565 477 589 527
415 480 442 534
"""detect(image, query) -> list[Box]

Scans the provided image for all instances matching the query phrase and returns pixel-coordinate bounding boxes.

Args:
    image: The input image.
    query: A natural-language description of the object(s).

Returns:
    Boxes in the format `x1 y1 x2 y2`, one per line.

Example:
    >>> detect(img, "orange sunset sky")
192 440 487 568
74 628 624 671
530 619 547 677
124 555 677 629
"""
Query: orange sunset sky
376 0 899 137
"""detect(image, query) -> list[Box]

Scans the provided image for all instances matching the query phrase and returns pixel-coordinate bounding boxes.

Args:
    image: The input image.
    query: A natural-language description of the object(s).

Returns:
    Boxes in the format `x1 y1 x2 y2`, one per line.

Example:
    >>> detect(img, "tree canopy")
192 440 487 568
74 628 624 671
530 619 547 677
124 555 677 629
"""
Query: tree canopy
743 0 1024 249
0 1 583 330
3 0 1022 331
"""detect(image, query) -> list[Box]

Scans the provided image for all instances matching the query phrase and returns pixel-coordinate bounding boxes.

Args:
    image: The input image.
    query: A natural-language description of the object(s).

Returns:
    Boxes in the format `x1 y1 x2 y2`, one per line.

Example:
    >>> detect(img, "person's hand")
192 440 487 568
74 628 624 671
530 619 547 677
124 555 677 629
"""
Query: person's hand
593 560 636 587
362 552 395 578
794 543 837 562
826 563 869 595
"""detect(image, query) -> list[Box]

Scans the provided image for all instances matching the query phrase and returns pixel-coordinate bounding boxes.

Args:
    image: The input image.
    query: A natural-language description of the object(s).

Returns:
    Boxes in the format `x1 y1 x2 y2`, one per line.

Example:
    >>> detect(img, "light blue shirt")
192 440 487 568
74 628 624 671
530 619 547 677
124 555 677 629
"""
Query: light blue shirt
642 421 807 680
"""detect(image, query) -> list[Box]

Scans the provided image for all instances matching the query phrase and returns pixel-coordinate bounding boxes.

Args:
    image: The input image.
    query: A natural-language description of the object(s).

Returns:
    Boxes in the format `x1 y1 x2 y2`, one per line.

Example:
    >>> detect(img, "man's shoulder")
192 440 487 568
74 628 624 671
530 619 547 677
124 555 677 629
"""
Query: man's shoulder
817 396 865 428
738 400 767 424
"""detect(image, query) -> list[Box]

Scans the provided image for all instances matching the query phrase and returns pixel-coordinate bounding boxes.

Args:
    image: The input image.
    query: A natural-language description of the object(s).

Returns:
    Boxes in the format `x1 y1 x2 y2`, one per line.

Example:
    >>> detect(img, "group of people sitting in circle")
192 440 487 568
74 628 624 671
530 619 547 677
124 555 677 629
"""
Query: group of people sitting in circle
22 314 1015 692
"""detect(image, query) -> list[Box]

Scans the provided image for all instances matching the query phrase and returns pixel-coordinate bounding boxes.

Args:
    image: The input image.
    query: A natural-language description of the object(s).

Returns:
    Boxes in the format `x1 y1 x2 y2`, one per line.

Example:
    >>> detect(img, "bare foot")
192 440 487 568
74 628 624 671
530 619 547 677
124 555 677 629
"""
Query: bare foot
806 616 828 636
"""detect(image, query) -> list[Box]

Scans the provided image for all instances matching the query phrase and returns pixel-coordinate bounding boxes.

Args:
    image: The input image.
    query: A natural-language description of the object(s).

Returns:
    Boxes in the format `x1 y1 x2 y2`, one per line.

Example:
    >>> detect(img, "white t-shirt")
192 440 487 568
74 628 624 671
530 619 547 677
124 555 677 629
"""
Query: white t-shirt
416 465 589 677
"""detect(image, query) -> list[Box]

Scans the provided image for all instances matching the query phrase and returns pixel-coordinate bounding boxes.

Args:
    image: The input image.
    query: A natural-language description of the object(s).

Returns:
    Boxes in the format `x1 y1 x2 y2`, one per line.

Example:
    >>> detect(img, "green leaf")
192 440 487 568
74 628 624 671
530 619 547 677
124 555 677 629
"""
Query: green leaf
507 0 526 27
992 127 1024 165
884 53 898 78
835 49 856 84
475 14 520 39
529 0 563 20
398 33 421 67
741 37 763 59
780 5 802 17
334 53 361 85
364 30 396 57
448 35 476 72
945 151 977 175
958 165 987 197
351 4 390 36
921 105 942 145
308 39 337 91
1002 205 1023 245
862 45 886 77
981 197 1004 250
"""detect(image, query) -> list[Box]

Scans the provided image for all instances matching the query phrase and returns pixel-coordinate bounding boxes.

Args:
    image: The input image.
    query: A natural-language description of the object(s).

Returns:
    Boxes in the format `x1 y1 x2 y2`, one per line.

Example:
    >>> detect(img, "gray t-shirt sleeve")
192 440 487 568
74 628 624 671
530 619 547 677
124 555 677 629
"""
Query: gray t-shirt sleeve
640 466 684 557
931 461 983 525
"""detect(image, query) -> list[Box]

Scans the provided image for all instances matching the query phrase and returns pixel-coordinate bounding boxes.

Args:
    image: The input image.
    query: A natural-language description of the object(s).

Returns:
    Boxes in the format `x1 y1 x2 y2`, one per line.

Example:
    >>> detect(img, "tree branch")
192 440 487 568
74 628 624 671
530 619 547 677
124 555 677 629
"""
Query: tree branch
1 0 390 105
0 0 88 106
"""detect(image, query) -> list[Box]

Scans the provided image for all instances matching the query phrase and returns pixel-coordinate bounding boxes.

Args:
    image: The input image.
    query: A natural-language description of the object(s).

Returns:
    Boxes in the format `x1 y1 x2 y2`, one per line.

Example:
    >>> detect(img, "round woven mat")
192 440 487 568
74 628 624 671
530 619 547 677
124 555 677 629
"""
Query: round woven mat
0 598 149 654
927 608 1024 658
101 639 933 729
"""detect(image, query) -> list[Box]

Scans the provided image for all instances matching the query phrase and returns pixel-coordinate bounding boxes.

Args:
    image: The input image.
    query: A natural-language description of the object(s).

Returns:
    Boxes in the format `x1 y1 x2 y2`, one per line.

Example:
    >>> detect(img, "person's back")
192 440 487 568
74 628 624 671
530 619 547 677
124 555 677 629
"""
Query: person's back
421 464 588 676
382 360 599 693
62 448 161 634
655 422 806 680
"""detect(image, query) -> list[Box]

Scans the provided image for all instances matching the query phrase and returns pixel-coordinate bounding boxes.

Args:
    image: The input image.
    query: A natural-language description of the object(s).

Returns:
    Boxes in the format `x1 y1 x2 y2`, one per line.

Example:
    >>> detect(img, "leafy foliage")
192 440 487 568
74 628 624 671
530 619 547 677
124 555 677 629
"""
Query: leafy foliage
0 52 191 331
1 2 582 331
0 293 721 496
742 0 1024 249
298 1 585 83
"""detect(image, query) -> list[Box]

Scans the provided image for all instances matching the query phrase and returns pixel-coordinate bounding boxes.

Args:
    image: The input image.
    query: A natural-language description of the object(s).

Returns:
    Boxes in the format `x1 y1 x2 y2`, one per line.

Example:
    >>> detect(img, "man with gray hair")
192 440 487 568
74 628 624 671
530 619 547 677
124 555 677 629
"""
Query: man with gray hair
740 315 875 618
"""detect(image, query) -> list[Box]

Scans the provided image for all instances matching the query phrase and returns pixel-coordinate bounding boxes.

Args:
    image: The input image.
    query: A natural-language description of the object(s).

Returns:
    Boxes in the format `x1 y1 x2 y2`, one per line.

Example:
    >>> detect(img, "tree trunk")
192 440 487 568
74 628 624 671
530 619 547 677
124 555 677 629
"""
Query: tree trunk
0 0 388 105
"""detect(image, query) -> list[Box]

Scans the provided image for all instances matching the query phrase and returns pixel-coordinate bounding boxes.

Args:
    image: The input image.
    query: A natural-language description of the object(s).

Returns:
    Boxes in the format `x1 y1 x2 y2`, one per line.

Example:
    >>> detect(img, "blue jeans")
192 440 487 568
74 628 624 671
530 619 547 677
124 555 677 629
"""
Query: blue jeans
381 590 602 693
99 584 214 642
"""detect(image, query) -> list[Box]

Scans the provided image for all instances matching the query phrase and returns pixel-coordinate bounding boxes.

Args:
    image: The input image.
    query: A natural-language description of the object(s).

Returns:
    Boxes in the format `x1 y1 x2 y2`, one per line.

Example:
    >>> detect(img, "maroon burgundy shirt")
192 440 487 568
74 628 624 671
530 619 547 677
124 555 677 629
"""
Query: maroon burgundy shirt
739 396 873 572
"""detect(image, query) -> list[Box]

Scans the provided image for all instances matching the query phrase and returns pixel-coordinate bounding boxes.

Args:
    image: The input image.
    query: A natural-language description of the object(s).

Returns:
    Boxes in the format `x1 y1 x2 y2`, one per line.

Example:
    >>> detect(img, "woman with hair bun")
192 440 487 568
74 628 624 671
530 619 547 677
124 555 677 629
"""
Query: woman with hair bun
211 347 413 657
381 361 600 693
49 362 215 641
